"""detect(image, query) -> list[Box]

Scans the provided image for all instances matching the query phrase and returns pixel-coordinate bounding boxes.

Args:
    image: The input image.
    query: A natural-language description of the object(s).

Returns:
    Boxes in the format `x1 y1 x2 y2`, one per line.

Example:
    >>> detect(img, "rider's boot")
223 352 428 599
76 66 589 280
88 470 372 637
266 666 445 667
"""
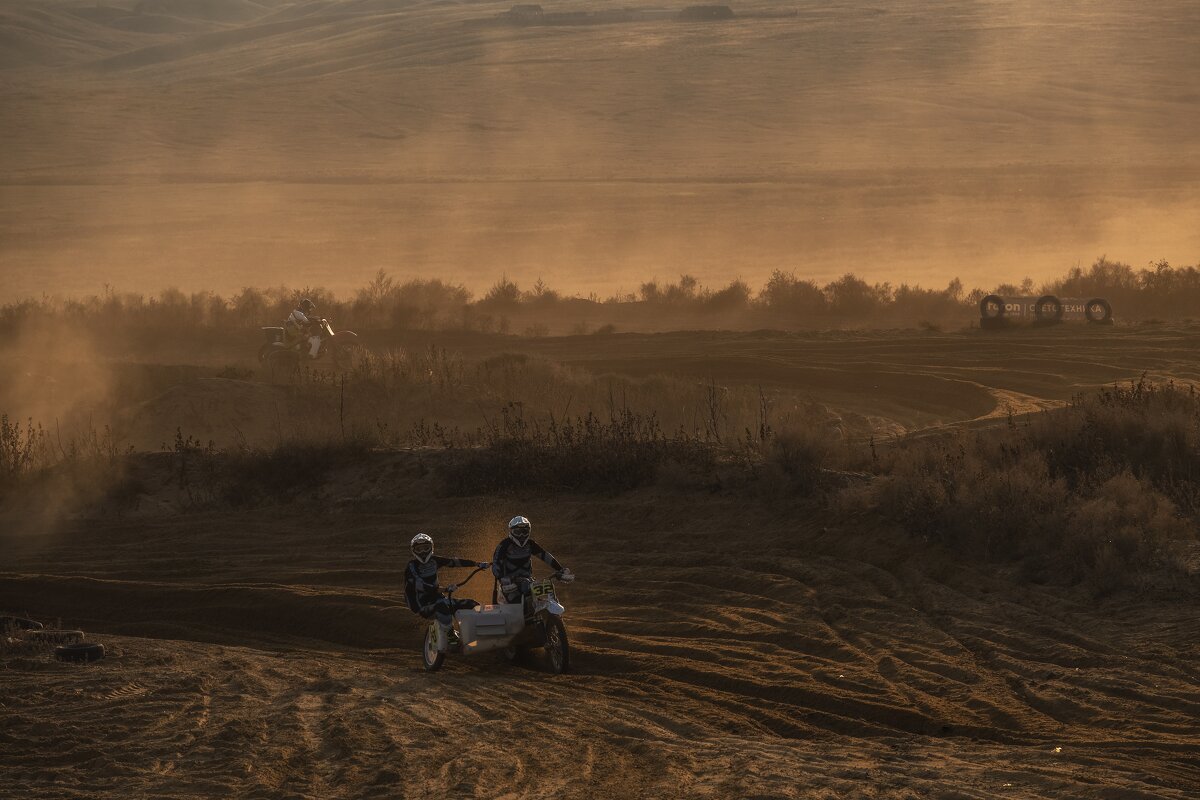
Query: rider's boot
436 621 453 653
308 335 321 358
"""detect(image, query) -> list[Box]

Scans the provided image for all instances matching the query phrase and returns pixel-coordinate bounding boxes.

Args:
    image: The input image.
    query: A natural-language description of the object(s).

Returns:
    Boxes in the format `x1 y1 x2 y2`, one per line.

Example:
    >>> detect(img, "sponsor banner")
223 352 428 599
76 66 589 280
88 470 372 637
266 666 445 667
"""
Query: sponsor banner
996 296 1088 320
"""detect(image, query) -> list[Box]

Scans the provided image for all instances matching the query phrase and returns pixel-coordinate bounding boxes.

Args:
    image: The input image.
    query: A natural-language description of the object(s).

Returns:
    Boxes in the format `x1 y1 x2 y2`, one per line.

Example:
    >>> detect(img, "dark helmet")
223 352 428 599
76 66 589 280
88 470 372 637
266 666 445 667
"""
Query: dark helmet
508 516 531 546
299 298 316 314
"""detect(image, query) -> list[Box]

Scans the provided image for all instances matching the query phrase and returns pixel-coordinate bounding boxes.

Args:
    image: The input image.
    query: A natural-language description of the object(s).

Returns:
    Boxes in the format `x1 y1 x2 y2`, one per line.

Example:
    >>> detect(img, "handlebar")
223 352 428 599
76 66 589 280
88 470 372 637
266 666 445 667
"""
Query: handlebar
502 571 575 588
445 566 487 596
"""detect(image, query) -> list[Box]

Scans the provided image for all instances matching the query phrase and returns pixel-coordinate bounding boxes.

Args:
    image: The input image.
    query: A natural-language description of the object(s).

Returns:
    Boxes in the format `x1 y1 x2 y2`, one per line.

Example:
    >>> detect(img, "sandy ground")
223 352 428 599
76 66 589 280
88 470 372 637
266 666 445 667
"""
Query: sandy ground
2 0 1200 297
2 326 1200 797
3 495 1199 798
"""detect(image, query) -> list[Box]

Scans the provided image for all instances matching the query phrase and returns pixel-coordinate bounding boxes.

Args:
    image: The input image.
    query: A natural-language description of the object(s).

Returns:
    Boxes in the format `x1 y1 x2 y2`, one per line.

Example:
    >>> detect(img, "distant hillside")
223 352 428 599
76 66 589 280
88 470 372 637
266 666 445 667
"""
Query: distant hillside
1 0 1198 301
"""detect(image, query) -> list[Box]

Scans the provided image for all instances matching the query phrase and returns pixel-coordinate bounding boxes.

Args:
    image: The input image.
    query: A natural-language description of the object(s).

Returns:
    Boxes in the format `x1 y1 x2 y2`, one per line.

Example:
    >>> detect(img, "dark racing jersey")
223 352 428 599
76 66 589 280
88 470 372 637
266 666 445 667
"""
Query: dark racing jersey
491 537 562 585
404 555 477 613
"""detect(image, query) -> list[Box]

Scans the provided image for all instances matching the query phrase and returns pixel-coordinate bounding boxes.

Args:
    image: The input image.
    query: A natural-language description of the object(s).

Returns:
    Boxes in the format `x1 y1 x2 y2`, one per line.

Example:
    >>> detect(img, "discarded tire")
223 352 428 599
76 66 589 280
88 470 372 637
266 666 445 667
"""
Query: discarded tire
1085 298 1113 323
1034 294 1064 322
979 294 1006 319
25 629 84 645
55 642 105 663
0 616 43 631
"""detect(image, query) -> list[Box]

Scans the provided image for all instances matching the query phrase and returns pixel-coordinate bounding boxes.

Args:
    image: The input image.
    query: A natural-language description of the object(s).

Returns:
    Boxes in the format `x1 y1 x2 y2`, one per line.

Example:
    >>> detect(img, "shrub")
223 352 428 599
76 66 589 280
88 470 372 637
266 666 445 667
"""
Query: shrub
524 278 560 306
706 280 752 311
479 276 522 310
0 415 48 487
858 379 1200 587
438 406 716 495
762 427 836 494
824 273 890 317
758 270 826 315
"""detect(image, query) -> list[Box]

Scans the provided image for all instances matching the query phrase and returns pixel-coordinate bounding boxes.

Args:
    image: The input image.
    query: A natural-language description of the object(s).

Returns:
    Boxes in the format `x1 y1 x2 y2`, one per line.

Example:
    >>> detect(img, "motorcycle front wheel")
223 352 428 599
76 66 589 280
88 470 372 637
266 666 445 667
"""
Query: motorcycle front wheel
544 617 569 674
422 624 444 672
331 333 363 371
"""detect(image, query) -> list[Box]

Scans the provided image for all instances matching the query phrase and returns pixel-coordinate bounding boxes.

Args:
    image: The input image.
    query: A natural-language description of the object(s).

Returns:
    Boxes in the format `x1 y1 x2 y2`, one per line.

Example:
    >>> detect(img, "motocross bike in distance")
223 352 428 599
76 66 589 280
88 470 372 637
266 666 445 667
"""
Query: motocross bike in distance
258 318 361 377
422 568 574 675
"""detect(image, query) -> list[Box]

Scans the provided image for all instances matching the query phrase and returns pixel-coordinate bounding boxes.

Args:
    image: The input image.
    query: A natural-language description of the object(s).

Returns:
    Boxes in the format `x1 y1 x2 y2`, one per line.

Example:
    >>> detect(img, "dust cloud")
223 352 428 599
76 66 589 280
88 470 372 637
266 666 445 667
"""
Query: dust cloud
1 0 1198 300
0 320 116 440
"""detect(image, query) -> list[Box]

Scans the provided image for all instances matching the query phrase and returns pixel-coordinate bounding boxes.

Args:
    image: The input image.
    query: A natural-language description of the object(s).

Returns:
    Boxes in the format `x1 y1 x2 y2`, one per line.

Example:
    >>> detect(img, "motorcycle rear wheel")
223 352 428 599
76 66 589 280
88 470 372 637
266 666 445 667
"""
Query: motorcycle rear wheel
265 348 300 384
544 617 569 674
422 624 444 672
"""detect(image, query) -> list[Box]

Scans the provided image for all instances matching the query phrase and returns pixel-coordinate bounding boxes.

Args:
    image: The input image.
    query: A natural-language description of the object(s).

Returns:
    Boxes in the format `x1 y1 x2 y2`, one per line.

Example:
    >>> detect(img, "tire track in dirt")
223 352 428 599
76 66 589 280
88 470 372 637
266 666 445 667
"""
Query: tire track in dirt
532 325 1200 436
4 482 1199 797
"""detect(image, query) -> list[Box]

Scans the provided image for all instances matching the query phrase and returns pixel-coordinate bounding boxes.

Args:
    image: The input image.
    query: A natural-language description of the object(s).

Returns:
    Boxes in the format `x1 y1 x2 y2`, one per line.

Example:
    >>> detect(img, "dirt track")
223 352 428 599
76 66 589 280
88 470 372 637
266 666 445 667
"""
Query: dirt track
31 322 1200 449
3 327 1200 797
4 489 1199 798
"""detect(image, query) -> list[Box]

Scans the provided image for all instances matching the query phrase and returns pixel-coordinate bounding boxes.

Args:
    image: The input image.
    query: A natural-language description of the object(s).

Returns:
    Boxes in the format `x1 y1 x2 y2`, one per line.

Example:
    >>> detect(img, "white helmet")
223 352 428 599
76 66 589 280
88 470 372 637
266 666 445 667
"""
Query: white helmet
410 533 434 563
508 516 531 546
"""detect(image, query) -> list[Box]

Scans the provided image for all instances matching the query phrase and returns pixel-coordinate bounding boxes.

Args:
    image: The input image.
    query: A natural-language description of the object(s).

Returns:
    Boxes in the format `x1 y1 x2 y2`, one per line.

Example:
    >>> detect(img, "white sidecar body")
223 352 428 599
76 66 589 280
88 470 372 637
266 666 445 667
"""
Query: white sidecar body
455 602 525 653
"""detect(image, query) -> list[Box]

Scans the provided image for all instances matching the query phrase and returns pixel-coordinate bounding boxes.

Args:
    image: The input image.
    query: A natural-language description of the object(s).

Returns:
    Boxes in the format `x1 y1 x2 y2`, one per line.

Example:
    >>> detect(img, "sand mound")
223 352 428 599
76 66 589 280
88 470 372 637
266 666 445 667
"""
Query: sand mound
122 377 289 449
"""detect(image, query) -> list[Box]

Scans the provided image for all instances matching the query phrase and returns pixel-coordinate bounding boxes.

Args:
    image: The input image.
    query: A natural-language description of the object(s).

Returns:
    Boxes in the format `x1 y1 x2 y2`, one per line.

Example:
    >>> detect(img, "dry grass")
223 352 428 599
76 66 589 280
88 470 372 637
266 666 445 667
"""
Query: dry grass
854 379 1199 591
3 359 1196 590
436 406 718 495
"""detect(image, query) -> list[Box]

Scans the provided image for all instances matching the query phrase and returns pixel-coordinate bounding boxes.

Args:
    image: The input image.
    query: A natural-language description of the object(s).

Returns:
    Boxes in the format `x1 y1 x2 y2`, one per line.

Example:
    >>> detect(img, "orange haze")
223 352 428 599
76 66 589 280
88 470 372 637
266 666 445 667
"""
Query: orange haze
1 0 1198 300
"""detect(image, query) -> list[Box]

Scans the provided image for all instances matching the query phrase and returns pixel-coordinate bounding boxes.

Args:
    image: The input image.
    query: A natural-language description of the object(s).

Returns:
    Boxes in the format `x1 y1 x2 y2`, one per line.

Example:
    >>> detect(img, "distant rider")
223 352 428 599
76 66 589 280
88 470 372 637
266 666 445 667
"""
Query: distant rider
404 533 489 653
491 516 573 610
286 298 323 358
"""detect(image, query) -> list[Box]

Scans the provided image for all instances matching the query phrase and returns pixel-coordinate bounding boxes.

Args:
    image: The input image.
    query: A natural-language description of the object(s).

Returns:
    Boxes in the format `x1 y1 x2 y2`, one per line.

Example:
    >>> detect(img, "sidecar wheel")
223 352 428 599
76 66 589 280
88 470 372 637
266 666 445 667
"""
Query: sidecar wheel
544 617 569 675
422 625 444 672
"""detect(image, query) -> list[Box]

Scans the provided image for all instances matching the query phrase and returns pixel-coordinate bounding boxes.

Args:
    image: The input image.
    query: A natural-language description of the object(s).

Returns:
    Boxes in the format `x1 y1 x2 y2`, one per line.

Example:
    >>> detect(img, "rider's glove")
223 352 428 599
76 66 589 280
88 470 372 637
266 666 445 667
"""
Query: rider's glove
559 568 575 583
478 561 490 570
500 578 514 592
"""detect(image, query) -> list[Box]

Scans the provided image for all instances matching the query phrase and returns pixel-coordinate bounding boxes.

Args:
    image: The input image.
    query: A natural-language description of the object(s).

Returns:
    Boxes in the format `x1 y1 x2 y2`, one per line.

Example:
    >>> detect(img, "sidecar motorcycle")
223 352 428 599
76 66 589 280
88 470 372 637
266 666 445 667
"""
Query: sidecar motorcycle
422 568 573 674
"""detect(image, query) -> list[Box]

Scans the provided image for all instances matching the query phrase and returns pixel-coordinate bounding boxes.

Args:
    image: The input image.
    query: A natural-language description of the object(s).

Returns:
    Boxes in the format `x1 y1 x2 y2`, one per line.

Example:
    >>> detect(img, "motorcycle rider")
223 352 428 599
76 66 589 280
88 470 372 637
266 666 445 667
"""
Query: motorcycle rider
286 298 323 358
404 533 489 653
491 516 573 610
